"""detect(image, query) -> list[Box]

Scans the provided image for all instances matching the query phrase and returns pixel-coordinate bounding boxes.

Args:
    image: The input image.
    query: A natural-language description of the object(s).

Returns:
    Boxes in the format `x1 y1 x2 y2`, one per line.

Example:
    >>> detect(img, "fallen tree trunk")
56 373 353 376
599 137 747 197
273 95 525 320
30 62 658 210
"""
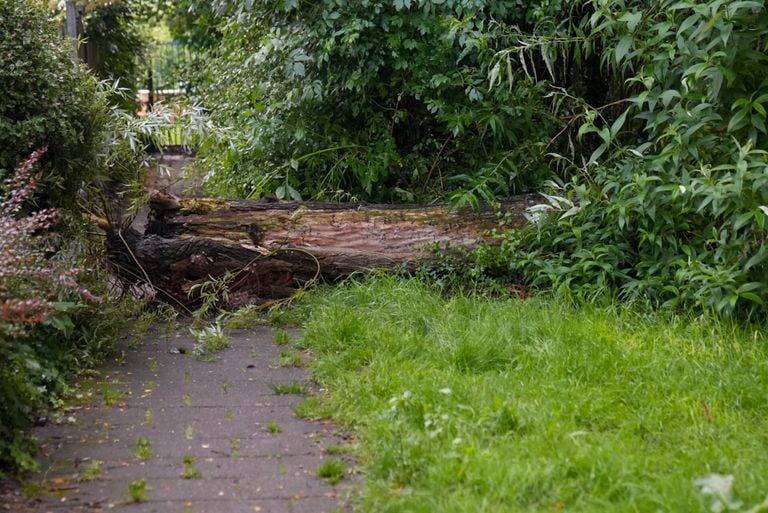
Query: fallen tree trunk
108 195 539 306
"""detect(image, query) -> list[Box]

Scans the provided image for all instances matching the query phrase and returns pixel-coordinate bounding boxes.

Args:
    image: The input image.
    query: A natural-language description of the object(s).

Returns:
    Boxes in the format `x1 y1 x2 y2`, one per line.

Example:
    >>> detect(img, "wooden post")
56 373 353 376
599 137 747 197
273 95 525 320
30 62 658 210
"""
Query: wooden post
65 0 78 63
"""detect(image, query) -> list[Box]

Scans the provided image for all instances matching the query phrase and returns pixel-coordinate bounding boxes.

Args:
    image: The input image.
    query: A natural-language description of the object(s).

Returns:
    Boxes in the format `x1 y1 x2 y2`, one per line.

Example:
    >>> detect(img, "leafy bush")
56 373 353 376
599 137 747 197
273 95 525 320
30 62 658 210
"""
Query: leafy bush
0 150 103 472
0 0 105 212
191 0 562 203
500 0 768 315
81 0 148 108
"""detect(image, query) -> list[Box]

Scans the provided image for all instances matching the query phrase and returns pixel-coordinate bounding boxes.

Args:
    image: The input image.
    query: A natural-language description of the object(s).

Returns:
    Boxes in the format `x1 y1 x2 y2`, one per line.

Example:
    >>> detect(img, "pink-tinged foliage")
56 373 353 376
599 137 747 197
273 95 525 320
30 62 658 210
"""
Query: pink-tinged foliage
0 148 99 333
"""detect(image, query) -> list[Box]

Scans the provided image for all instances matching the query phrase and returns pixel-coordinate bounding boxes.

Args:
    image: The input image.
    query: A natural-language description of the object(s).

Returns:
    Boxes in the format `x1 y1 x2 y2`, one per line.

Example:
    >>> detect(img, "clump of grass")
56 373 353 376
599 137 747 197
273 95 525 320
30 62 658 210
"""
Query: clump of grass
324 444 353 456
297 276 768 512
181 455 202 479
127 479 148 503
316 459 346 485
229 437 240 458
21 480 47 499
293 397 331 420
223 305 266 329
266 422 282 434
79 460 103 482
189 322 231 358
143 408 153 425
182 392 192 407
270 381 307 395
100 384 122 407
273 330 291 346
279 350 303 367
185 424 194 440
133 437 153 460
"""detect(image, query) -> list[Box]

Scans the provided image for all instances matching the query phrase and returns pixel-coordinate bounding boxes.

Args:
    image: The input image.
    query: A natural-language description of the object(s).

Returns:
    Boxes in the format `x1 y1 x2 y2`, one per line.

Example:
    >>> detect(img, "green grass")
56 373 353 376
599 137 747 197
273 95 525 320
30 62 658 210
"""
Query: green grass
100 383 122 407
279 350 304 367
293 397 331 420
271 381 308 395
316 458 347 485
266 421 282 434
181 455 201 479
273 329 292 346
324 444 354 456
127 479 148 503
133 437 153 460
79 460 103 482
297 276 768 512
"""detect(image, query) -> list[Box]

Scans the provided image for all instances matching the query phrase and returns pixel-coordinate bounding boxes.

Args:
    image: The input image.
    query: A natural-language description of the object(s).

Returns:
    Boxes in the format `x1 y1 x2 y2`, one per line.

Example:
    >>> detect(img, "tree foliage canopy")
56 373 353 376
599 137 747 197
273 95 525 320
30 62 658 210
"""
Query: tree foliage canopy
173 0 768 315
189 0 565 203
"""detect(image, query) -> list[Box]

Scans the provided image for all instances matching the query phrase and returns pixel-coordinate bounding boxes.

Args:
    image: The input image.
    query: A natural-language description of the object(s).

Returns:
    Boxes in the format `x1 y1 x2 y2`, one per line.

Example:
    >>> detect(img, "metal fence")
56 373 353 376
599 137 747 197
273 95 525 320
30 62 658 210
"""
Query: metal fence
145 41 191 93
139 42 192 150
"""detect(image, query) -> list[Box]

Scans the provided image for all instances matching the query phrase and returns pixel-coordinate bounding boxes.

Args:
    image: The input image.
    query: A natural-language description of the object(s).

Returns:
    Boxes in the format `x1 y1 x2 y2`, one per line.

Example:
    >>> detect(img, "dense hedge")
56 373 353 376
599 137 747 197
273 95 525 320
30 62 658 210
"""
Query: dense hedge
0 2 128 473
0 0 105 211
190 0 564 204
501 0 768 315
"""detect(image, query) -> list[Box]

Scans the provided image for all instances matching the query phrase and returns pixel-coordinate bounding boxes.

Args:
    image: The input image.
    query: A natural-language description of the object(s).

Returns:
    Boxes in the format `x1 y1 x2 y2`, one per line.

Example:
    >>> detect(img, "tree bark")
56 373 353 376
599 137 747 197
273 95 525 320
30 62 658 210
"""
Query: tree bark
108 195 538 306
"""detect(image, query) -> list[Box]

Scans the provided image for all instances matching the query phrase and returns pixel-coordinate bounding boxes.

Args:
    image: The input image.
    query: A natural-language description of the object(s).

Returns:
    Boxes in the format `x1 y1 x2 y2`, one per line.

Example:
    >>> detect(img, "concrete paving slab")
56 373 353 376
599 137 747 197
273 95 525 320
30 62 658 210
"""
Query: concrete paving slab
23 326 354 513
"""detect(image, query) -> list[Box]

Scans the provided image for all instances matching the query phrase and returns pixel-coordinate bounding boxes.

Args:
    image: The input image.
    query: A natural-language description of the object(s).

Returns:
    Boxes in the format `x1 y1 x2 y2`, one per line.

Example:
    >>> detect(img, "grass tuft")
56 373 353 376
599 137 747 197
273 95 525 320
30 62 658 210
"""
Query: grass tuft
279 350 303 367
133 437 153 460
270 381 307 395
316 459 346 485
181 455 201 479
273 330 292 346
127 479 148 503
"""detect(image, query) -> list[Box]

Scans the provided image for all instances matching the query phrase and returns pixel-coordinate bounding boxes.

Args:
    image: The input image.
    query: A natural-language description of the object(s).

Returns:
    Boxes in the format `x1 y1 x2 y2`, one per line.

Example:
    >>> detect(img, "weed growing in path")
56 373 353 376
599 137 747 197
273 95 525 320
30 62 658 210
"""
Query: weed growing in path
273 330 291 346
127 479 147 503
293 397 330 420
266 422 282 434
21 480 47 499
189 323 231 358
181 455 201 479
100 384 122 407
324 444 353 456
270 382 307 395
79 460 102 482
279 350 303 367
229 437 240 458
316 459 346 485
133 437 152 460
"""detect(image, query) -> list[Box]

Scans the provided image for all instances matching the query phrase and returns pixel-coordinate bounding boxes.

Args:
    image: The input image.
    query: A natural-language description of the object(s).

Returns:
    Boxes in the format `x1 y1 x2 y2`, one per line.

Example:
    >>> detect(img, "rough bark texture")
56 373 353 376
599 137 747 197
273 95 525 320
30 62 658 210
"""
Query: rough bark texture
108 195 538 306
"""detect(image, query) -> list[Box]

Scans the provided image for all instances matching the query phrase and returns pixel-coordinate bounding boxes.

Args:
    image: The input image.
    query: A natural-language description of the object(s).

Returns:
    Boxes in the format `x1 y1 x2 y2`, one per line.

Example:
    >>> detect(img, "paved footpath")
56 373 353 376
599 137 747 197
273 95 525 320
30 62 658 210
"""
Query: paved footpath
19 326 352 513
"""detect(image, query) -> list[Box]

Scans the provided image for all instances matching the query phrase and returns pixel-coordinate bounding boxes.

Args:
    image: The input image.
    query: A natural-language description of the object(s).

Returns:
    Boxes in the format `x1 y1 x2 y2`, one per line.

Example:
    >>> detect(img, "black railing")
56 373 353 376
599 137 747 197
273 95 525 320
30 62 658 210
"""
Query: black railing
146 41 191 93
139 41 192 150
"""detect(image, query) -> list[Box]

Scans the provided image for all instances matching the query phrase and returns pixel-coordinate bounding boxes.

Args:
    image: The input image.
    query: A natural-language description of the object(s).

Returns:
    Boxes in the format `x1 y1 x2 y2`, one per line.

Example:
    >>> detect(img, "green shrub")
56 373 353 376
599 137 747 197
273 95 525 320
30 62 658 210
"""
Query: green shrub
0 150 140 473
81 0 148 109
498 0 768 315
192 0 562 203
0 0 106 211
